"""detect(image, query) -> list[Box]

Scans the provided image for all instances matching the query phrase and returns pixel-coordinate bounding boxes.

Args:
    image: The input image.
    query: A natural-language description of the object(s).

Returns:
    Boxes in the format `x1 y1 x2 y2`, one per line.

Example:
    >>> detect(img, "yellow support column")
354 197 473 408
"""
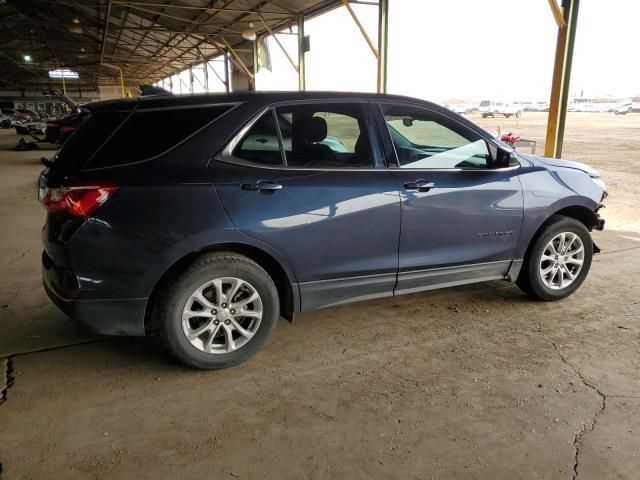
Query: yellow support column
545 0 580 158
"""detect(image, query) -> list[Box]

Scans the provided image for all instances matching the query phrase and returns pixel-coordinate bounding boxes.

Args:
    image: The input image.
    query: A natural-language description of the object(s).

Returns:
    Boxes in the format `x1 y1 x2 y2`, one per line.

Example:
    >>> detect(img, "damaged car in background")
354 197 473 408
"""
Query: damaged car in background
11 90 88 150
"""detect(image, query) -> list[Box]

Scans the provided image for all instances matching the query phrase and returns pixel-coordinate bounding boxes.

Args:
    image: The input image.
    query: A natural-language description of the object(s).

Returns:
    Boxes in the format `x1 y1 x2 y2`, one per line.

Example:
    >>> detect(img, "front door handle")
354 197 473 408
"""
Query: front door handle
403 180 435 192
241 180 283 193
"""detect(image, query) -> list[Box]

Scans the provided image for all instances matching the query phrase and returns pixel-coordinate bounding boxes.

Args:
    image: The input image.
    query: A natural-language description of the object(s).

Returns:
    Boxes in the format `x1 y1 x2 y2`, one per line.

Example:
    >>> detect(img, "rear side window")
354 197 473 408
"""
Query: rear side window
275 103 373 168
87 105 232 169
55 112 129 172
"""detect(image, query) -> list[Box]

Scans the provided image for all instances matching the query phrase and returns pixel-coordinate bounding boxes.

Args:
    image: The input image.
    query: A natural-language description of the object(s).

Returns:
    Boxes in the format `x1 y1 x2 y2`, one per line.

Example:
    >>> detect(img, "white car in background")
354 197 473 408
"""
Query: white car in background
478 100 522 118
446 104 474 115
0 114 14 128
614 103 633 115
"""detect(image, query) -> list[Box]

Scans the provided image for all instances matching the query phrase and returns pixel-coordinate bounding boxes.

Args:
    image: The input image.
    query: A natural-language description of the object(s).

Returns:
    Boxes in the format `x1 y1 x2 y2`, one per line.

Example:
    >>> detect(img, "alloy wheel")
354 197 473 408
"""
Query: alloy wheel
539 232 585 290
181 277 263 354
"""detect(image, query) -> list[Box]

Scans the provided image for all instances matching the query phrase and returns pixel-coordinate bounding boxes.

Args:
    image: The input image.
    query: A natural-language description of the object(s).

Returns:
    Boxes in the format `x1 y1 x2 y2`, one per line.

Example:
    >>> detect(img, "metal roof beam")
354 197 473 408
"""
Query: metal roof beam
111 1 292 17
99 0 113 63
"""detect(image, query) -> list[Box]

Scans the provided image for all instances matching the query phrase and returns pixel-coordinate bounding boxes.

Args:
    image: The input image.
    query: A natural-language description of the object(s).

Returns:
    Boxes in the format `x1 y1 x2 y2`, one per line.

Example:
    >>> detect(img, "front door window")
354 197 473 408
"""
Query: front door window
382 105 491 169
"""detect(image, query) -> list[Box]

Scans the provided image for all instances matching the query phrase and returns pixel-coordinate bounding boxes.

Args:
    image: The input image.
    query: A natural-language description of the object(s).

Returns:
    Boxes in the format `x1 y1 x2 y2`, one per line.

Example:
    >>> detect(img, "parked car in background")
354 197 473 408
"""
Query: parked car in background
14 108 41 122
614 103 633 115
446 104 474 115
39 91 606 369
526 102 549 112
0 114 13 129
31 110 87 144
479 100 522 118
15 122 39 135
576 104 598 113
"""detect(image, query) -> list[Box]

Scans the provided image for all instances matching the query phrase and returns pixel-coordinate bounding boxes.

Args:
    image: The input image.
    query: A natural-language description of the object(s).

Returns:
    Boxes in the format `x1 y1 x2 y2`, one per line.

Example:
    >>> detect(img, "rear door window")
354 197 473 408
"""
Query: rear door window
274 103 374 168
87 105 232 169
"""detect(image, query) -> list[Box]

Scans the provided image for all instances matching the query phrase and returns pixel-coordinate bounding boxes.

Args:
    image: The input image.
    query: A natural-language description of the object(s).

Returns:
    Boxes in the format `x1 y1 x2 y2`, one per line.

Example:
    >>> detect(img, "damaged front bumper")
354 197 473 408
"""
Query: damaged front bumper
592 207 605 254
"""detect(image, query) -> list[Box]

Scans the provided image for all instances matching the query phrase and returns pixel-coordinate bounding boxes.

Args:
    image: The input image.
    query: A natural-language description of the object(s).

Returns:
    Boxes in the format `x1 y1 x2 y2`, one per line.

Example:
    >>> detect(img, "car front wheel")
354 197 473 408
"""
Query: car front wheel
157 252 280 369
517 216 593 301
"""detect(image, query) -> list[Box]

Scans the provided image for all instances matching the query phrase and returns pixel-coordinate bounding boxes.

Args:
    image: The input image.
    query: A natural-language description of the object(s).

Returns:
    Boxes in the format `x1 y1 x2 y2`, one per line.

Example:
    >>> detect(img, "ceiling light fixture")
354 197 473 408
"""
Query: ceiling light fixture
69 16 83 33
241 22 256 41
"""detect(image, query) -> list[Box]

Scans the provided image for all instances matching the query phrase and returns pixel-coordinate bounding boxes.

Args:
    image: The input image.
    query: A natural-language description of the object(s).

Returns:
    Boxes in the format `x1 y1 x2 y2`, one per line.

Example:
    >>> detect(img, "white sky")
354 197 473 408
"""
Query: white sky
255 0 640 102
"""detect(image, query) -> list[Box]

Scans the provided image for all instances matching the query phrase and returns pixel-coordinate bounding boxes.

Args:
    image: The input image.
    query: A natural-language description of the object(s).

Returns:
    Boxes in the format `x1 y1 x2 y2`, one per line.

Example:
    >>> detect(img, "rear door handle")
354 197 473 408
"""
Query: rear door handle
241 180 283 192
403 180 435 192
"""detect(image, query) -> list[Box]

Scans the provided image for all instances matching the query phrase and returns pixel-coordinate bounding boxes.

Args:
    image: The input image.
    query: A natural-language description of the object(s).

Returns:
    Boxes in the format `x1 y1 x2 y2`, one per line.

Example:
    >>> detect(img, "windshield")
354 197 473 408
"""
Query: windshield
479 100 490 107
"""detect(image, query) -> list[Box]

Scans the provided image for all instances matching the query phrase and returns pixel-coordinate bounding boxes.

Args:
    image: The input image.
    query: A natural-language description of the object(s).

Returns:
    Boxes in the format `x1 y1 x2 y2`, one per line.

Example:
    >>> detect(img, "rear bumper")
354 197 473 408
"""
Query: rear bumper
42 258 147 336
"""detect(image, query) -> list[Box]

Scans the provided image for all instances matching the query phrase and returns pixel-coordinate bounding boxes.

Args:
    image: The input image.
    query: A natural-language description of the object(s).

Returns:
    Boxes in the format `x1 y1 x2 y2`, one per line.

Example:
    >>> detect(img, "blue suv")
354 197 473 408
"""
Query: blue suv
39 92 606 369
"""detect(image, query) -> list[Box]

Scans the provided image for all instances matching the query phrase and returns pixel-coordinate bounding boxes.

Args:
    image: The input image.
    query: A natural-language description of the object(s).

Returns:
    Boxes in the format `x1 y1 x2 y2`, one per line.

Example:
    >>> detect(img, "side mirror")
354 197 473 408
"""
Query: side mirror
499 149 520 167
402 118 414 127
488 142 520 168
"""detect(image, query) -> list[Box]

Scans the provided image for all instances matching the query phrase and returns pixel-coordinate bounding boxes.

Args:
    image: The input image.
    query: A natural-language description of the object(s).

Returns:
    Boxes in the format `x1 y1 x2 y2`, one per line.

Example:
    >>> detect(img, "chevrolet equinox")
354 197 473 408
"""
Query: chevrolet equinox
39 92 607 369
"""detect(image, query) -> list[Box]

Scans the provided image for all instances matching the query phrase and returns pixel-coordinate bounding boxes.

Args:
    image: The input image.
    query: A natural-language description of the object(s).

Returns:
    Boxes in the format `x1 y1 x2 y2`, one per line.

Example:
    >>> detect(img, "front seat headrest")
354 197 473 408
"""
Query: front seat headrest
305 116 328 143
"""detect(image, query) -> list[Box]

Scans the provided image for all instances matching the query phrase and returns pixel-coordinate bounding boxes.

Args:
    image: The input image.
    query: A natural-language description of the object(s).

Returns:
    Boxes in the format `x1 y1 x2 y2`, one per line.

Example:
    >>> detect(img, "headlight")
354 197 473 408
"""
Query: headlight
591 176 606 192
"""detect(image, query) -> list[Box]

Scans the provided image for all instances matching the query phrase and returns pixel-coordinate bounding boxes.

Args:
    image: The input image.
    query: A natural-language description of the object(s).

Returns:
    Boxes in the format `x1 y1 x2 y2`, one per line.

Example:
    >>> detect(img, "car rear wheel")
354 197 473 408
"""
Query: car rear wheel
516 216 593 301
157 252 280 369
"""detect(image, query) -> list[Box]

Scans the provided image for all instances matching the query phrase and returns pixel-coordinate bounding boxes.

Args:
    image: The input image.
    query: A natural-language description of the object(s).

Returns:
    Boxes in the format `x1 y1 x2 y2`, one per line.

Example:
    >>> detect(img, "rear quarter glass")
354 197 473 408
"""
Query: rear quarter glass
85 105 233 169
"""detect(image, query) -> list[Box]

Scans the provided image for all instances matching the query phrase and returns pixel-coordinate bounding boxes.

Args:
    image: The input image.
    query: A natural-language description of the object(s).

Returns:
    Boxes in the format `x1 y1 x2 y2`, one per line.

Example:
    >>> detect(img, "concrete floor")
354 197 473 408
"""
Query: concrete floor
0 116 639 479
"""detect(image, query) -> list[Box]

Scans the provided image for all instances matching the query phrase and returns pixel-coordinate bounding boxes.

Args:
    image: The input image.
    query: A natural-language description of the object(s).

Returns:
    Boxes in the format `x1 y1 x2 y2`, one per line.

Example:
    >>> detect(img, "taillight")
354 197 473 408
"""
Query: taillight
60 126 75 134
41 182 118 219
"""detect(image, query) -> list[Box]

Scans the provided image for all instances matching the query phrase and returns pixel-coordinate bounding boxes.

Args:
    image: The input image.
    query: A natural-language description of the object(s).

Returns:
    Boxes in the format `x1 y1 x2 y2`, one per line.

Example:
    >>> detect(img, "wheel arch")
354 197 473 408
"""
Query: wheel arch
520 205 598 269
553 205 600 230
144 242 298 333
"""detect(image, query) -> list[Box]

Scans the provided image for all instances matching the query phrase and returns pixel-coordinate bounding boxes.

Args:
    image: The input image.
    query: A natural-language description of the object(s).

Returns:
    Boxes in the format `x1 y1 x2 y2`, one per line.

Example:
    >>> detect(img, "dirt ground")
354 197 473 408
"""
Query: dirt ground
0 112 639 480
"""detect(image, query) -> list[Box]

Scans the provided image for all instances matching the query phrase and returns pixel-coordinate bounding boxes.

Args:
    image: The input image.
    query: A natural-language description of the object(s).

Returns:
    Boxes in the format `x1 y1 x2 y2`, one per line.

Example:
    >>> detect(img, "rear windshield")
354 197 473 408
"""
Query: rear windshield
87 105 232 169
54 111 129 173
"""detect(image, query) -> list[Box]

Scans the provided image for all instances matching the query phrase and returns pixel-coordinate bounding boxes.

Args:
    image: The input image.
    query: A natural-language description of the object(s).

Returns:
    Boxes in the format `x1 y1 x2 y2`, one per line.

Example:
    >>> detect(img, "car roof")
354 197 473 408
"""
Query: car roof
86 90 442 113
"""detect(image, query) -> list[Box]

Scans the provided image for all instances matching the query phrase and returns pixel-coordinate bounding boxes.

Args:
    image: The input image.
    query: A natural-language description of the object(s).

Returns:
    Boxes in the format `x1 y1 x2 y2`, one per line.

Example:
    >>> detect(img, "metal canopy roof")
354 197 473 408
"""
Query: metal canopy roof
0 0 340 90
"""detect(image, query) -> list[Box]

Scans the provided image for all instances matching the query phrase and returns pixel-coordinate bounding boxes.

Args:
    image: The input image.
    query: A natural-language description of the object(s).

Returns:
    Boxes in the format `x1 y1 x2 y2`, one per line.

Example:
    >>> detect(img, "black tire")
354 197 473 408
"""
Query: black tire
516 215 593 301
482 114 488 118
157 252 280 369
